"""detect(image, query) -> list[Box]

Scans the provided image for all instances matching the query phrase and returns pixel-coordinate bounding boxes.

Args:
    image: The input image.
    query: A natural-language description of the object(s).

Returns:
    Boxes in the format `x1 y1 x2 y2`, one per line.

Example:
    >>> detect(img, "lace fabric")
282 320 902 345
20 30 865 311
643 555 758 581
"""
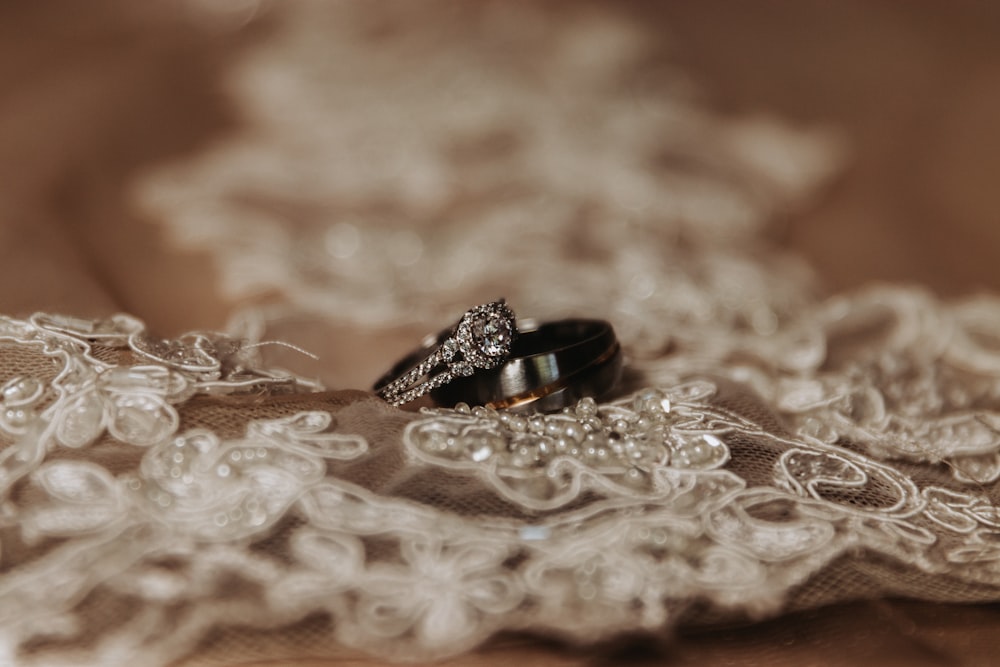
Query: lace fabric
5 1 1000 665
142 2 839 371
8 291 1000 665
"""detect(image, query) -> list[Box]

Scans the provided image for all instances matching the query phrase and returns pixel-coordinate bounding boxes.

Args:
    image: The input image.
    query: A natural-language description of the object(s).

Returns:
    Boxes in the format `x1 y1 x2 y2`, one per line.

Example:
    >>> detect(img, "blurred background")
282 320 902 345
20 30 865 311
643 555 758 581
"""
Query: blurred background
1 0 999 336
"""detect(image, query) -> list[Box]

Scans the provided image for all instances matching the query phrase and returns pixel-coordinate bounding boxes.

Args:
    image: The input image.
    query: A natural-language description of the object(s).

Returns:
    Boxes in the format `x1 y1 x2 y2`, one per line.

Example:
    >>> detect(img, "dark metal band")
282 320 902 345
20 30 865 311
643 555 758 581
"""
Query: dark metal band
434 318 622 411
374 317 622 412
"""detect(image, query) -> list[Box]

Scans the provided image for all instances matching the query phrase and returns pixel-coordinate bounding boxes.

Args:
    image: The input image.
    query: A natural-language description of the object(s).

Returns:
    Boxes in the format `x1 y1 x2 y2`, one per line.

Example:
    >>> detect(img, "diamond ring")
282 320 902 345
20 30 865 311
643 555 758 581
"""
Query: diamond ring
373 300 517 407
431 318 622 412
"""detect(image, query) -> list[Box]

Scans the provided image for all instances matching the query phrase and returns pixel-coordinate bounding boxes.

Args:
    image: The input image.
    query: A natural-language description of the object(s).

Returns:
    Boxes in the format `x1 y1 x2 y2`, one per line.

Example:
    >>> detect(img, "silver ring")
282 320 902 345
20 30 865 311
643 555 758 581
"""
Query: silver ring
373 300 517 407
430 318 622 412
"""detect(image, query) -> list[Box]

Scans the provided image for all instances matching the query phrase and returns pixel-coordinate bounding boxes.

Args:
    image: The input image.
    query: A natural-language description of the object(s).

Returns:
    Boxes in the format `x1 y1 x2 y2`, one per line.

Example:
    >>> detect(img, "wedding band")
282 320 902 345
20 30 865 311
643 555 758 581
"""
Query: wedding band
431 318 622 412
373 300 517 407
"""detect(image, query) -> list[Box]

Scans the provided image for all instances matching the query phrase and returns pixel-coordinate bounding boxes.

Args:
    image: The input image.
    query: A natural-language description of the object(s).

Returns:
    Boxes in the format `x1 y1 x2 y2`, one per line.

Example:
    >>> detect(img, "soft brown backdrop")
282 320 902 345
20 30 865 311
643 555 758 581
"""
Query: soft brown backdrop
3 2 1000 665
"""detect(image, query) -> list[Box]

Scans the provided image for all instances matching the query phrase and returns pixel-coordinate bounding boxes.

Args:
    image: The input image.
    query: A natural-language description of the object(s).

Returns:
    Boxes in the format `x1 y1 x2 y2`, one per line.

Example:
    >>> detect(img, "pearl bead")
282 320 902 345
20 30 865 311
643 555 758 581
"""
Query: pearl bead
468 442 493 462
1 377 41 405
563 422 584 443
575 397 598 417
685 442 708 463
512 445 536 467
3 408 30 429
419 388 730 496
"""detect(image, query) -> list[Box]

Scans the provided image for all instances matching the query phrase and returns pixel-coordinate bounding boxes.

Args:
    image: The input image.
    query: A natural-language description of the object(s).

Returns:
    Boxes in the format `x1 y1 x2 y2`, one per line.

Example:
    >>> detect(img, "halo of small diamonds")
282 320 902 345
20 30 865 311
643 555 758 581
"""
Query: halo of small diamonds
455 301 516 369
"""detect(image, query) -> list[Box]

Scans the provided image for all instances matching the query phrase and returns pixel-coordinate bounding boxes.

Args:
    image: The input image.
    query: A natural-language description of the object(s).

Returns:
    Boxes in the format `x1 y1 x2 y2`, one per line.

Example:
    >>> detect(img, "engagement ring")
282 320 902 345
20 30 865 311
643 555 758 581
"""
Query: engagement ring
373 300 517 407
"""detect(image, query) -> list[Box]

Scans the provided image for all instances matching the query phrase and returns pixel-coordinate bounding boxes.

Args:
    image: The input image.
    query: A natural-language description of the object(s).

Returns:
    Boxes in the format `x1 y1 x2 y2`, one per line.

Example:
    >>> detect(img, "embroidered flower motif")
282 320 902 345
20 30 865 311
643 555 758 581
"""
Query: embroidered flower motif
522 523 659 621
268 528 366 614
54 366 189 449
356 538 522 646
923 487 1000 534
129 331 222 376
21 460 127 541
129 411 367 541
0 376 46 436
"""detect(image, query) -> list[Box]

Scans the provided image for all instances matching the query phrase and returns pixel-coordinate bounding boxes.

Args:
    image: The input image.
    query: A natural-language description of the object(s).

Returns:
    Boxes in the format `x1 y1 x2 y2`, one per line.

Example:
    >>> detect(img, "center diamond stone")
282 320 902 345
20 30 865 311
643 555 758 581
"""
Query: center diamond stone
472 313 513 358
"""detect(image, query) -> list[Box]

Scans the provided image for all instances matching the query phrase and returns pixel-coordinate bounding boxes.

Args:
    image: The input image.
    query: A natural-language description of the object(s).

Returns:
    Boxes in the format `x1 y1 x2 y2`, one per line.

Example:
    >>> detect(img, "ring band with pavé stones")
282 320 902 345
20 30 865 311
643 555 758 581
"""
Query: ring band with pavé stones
373 300 517 407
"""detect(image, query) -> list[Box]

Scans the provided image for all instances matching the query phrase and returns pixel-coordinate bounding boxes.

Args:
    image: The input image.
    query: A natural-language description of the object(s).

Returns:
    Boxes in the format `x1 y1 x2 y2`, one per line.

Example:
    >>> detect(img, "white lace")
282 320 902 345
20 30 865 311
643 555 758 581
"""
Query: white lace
5 2 1000 665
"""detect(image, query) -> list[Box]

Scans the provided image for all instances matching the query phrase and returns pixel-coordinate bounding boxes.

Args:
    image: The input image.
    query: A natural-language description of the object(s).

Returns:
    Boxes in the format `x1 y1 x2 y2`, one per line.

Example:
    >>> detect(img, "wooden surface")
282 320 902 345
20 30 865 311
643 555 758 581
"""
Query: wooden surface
3 2 1000 665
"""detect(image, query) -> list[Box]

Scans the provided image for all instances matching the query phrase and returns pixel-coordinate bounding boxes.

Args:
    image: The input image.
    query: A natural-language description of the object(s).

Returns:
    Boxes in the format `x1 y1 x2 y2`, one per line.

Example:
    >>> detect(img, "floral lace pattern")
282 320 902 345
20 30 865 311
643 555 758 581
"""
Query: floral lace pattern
139 2 842 368
6 1 1000 665
7 291 1000 665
